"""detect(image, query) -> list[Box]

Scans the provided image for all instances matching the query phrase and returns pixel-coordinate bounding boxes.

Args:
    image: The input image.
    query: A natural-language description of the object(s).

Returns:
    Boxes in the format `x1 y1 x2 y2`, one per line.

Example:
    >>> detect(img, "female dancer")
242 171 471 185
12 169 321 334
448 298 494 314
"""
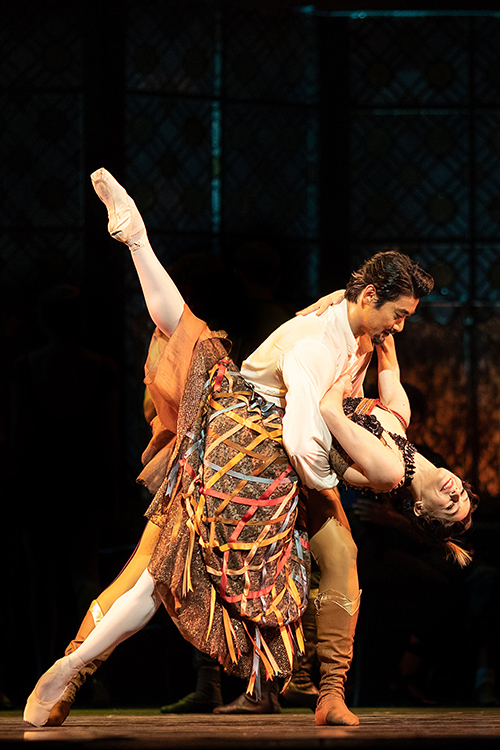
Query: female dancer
23 170 475 728
321 338 476 556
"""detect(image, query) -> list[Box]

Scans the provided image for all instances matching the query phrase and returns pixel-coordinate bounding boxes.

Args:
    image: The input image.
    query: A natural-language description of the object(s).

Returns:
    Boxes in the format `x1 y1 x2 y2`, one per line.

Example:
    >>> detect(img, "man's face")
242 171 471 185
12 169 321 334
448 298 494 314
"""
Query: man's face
362 292 419 344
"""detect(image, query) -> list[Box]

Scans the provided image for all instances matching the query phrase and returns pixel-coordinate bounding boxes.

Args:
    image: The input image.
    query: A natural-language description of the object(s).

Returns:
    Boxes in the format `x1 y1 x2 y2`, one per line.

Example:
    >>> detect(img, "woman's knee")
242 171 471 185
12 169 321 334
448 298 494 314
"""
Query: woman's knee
97 523 158 612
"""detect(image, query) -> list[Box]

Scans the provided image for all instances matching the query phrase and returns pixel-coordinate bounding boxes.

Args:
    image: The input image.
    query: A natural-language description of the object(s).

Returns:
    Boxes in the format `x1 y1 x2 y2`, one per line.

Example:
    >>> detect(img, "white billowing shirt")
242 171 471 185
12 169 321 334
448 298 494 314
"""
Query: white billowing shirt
240 298 373 491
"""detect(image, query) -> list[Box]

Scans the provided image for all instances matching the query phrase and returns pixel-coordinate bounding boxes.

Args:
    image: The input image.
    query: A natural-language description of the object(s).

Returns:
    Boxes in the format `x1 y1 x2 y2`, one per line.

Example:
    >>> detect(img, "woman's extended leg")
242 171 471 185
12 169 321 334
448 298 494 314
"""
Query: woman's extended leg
24 568 161 727
91 167 184 337
25 171 200 728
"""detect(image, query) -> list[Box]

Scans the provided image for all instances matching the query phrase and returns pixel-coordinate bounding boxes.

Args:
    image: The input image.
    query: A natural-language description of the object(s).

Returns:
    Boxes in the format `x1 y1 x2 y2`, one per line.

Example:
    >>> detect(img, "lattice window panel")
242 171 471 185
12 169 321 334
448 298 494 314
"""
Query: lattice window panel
1 4 83 89
126 0 216 95
351 113 470 241
269 239 321 309
349 16 469 107
0 230 84 291
389 310 471 482
222 102 318 240
475 244 500 302
473 17 500 105
224 5 318 104
1 93 83 230
475 111 500 239
125 95 213 234
1 5 84 297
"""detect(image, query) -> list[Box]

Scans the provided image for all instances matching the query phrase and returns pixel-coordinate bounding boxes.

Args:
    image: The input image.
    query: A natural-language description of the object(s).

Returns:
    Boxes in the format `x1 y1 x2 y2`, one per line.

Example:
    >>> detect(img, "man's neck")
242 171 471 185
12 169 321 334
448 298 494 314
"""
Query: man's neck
346 300 363 338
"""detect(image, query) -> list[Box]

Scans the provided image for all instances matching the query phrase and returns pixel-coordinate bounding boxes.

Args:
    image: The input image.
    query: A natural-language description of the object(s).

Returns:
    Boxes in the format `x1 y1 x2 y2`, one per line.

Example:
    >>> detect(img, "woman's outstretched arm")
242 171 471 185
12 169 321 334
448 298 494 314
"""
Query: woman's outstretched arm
91 168 184 337
376 335 411 427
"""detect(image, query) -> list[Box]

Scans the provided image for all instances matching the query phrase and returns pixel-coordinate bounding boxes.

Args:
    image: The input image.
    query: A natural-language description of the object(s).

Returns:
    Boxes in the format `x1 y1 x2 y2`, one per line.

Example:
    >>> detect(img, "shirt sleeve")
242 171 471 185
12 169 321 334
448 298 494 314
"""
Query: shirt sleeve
280 338 341 491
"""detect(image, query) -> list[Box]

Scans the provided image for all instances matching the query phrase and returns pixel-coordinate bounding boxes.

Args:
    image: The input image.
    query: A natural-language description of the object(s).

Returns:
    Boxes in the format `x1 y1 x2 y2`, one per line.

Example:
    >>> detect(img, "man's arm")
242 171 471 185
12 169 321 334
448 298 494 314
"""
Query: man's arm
280 339 340 491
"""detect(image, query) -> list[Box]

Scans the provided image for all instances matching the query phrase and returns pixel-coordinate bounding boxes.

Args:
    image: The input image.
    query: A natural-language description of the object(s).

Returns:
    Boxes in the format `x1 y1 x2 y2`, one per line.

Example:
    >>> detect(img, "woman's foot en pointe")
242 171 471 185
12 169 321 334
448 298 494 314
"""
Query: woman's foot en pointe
23 654 84 727
90 168 146 247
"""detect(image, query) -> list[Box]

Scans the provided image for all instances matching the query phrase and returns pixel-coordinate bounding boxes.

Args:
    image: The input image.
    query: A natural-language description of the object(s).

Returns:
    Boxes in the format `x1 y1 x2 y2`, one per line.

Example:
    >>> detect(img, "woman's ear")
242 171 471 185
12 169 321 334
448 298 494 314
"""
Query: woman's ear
413 500 424 517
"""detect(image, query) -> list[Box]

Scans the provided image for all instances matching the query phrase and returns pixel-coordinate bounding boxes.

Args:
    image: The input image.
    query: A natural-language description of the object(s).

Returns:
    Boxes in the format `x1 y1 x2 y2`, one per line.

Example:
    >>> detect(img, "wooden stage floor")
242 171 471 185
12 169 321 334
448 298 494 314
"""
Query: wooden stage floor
2 708 500 749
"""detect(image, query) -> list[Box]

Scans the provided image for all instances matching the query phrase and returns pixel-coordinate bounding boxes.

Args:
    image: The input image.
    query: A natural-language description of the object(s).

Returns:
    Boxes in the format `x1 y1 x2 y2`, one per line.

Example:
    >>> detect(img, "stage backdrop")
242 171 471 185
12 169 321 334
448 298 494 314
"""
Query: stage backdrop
2 2 500 513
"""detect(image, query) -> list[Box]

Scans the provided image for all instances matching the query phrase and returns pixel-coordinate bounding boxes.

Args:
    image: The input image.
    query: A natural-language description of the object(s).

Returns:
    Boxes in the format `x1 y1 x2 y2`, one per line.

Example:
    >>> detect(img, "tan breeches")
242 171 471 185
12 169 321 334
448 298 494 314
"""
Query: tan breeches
305 487 359 601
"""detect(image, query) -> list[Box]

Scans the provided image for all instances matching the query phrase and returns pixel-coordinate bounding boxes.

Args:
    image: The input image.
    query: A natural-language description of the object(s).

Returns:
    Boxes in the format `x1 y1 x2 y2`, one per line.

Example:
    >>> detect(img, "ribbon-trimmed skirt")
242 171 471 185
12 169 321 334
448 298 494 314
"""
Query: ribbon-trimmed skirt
142 323 310 692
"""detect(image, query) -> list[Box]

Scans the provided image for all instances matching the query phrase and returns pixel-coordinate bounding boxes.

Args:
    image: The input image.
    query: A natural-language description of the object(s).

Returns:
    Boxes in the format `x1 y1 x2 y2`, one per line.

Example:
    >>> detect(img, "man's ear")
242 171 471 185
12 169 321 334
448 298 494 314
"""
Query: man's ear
413 500 424 517
360 284 377 305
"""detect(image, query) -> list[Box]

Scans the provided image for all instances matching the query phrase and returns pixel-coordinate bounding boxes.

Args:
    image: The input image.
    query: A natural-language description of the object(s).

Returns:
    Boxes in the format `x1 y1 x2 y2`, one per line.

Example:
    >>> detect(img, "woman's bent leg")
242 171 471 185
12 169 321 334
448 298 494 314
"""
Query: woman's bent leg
24 569 161 727
96 520 160 611
46 521 160 725
45 601 107 727
69 569 160 664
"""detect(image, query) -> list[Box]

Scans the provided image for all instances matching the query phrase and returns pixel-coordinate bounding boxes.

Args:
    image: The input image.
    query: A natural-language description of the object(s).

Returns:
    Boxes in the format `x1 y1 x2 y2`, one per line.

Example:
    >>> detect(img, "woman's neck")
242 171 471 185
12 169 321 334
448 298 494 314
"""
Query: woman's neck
409 451 435 501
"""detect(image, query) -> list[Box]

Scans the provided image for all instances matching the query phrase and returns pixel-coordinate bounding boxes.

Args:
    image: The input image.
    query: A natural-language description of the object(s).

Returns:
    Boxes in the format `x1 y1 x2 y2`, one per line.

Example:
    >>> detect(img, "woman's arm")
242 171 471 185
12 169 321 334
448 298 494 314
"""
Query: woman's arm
376 335 411 427
295 289 345 317
320 375 404 492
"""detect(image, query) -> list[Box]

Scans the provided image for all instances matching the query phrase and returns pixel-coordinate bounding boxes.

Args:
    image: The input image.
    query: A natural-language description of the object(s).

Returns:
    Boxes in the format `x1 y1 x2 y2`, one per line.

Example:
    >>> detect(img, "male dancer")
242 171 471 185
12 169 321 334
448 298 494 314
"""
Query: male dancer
227 249 432 723
25 170 433 727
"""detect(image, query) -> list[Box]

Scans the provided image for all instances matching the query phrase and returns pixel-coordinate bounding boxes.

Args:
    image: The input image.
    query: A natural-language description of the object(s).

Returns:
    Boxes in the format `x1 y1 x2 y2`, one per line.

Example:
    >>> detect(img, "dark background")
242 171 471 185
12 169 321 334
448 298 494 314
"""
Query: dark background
1 0 500 712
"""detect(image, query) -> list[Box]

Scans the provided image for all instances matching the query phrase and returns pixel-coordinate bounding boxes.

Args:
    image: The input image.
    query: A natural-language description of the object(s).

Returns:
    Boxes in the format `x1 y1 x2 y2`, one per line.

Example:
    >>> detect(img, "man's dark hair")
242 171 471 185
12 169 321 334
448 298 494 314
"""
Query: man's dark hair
345 250 434 307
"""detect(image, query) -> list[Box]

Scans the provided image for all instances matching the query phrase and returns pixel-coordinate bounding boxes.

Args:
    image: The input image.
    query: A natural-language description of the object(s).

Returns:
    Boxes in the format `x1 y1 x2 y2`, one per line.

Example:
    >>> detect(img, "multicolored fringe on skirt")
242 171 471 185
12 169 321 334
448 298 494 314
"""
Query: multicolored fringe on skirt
142 312 310 693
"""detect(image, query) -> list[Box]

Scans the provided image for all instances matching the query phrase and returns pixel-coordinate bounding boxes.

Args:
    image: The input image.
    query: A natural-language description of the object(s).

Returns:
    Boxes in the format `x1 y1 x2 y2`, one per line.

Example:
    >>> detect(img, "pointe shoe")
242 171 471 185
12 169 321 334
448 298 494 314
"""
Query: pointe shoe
90 168 146 246
23 655 83 727
45 600 112 726
45 658 105 726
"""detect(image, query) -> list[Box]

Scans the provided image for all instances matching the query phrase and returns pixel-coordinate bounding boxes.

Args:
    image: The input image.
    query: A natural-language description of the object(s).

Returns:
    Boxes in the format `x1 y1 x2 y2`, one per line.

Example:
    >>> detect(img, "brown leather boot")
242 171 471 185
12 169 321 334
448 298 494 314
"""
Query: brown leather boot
314 590 360 726
161 652 222 714
45 600 112 726
213 678 281 714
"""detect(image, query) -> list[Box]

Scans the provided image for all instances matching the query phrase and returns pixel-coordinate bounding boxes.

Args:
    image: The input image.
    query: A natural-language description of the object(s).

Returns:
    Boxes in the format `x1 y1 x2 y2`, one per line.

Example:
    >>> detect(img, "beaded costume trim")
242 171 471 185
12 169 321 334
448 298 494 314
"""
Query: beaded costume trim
339 397 416 488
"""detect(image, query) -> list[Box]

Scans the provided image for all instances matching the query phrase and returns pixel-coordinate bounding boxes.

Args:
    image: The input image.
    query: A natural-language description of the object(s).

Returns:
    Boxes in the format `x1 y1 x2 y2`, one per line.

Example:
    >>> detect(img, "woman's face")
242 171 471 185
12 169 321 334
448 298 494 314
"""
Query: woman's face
415 468 471 523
